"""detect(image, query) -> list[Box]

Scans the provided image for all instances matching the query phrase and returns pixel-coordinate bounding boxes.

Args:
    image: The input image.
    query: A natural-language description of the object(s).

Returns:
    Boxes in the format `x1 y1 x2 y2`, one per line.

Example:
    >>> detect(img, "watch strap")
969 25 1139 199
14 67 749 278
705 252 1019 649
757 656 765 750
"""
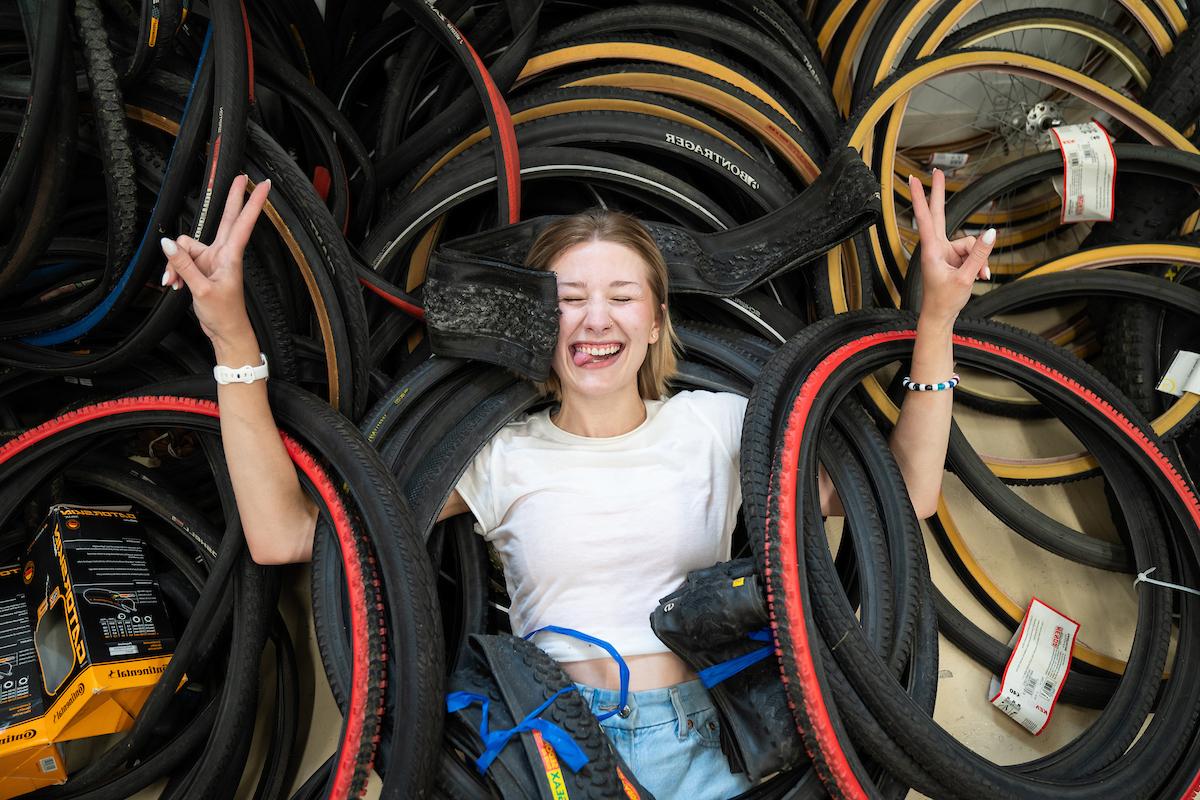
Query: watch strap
213 353 269 385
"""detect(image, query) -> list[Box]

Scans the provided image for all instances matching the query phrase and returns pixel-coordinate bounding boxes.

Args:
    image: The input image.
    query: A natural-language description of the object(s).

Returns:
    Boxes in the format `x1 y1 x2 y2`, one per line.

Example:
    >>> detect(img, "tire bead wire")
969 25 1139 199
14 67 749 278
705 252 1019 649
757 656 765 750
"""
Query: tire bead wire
0 397 378 800
759 315 1200 799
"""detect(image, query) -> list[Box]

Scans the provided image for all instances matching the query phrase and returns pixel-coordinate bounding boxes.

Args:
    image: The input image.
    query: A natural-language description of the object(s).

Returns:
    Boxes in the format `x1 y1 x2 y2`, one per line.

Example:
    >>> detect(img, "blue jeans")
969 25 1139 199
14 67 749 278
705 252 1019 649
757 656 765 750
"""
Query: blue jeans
575 679 755 800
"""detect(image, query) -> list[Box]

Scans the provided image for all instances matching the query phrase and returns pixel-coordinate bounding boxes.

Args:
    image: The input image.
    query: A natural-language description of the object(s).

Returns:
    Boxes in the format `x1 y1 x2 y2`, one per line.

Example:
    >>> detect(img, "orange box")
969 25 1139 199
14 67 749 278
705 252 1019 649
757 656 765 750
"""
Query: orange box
0 742 66 800
0 505 177 790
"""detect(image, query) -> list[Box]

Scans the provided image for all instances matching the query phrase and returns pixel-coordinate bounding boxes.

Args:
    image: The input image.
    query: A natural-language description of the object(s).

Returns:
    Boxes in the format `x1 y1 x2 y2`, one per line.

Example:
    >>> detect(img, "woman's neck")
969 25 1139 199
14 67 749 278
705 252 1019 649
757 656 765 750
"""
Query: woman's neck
551 389 647 437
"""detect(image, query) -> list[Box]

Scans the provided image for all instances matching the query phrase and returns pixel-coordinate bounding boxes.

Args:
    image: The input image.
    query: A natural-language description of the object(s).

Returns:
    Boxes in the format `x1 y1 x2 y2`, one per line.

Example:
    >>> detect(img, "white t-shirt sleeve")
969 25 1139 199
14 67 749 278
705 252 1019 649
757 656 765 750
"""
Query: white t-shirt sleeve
686 390 748 461
720 392 748 462
454 439 499 534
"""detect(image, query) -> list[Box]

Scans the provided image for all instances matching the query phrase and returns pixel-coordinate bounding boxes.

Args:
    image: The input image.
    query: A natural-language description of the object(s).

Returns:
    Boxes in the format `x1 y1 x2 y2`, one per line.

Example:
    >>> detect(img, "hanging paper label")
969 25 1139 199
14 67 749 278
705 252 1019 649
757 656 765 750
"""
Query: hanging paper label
1049 122 1115 223
1157 350 1200 396
988 598 1079 735
928 152 969 170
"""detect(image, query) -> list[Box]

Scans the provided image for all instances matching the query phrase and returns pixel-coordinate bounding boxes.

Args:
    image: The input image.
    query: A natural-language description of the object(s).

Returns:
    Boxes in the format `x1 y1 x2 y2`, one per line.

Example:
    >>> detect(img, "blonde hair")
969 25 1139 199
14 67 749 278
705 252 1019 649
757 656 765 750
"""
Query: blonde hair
525 209 679 401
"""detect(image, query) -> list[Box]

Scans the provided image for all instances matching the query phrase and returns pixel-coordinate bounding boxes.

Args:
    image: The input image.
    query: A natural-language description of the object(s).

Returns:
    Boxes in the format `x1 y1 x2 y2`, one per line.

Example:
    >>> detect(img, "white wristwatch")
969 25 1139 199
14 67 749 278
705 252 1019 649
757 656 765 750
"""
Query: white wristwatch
213 353 269 385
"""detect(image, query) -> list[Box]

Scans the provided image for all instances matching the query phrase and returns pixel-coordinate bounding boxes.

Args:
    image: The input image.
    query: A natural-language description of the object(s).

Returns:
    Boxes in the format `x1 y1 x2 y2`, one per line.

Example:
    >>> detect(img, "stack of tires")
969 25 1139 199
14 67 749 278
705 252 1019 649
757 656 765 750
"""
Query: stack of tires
2 1 1200 798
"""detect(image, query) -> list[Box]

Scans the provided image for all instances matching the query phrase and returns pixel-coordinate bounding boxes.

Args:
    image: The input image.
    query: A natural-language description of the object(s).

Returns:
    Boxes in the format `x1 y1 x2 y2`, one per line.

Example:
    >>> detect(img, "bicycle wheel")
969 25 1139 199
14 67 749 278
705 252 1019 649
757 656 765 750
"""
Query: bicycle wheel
829 49 1198 310
855 0 1177 114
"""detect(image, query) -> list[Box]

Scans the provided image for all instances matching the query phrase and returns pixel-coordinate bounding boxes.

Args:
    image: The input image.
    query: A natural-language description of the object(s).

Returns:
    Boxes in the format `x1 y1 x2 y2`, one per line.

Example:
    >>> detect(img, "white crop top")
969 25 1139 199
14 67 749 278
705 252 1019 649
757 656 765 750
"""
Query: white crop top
454 390 748 663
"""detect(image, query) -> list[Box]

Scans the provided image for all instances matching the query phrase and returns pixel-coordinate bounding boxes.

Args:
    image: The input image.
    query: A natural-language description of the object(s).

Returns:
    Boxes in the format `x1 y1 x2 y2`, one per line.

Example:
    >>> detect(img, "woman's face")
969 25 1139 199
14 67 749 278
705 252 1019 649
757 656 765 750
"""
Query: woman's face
550 239 664 403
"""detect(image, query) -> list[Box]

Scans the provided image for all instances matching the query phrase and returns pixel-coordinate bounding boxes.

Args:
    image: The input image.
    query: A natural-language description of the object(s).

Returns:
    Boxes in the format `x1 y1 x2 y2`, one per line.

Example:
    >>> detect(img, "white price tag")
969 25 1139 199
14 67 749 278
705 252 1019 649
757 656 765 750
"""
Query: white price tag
928 152 969 170
1157 350 1200 397
1049 122 1115 223
988 598 1079 735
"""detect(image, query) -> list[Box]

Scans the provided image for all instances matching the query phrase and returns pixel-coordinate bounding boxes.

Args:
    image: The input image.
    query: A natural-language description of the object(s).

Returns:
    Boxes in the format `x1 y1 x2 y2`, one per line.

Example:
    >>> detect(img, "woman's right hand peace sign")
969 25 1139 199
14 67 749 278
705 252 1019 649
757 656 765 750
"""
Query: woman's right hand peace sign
159 174 271 348
907 168 995 324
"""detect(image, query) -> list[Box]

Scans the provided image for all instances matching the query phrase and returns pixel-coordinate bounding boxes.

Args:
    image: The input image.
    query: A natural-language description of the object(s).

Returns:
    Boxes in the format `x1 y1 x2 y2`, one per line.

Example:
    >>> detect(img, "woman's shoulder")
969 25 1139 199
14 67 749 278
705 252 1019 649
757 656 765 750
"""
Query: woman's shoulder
659 390 747 456
662 389 748 416
486 405 557 447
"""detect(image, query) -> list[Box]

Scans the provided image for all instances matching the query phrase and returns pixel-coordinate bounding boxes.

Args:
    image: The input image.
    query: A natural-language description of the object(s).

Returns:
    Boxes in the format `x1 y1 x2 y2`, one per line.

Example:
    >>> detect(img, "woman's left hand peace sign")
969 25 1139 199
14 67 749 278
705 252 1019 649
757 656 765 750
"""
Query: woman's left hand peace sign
908 168 995 323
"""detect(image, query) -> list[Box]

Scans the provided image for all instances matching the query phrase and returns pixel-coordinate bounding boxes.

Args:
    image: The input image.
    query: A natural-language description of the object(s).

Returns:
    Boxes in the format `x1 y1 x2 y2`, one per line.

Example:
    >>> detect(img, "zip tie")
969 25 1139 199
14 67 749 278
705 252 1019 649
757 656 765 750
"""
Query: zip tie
1133 567 1200 597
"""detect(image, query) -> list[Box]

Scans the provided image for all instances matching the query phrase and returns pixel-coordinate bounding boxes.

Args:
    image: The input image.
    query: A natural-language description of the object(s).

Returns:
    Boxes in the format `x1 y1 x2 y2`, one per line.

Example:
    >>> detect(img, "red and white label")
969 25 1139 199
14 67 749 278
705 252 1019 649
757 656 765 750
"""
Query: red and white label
988 598 1079 735
1049 121 1115 223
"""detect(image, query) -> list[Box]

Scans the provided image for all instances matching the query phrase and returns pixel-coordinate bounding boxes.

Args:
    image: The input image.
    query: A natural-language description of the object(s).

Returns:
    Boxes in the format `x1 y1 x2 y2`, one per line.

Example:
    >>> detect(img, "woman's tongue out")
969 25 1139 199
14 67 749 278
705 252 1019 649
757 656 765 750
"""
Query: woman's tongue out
573 344 621 366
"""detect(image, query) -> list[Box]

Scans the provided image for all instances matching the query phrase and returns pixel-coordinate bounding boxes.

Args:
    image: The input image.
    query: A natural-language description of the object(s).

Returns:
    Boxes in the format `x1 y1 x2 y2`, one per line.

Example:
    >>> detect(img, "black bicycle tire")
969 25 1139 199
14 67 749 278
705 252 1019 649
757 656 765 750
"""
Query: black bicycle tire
363 145 737 285
436 106 798 217
530 59 822 184
518 31 818 155
0 390 436 798
402 81 803 198
0 0 138 337
0 43 76 298
537 5 838 150
0 0 65 230
245 120 370 418
907 144 1200 425
746 310 1191 799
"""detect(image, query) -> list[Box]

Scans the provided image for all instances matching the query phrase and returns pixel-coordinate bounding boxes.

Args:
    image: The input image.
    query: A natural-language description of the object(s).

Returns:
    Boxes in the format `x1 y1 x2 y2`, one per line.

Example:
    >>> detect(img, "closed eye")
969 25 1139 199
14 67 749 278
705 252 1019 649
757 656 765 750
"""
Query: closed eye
613 297 632 302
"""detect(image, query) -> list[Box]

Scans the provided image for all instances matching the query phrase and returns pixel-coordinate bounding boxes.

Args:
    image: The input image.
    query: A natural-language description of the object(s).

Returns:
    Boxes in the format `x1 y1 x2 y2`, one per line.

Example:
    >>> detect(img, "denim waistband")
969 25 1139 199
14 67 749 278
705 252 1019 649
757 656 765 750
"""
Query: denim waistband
574 679 714 730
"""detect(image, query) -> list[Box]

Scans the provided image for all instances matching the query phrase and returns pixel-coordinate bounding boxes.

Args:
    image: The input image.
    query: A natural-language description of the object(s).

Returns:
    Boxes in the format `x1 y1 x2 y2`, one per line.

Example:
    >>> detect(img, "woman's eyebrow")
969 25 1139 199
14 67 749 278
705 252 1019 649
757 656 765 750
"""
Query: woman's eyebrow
557 280 642 288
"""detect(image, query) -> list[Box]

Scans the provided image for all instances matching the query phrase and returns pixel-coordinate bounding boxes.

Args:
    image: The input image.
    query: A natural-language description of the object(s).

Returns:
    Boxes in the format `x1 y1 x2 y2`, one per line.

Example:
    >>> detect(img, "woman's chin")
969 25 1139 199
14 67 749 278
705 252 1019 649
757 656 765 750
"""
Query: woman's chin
559 370 637 400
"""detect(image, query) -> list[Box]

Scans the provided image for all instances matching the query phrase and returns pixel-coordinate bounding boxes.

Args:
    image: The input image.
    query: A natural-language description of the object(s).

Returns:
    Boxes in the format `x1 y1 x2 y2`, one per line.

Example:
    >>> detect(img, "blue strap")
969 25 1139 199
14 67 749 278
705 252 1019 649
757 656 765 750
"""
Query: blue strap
698 628 774 689
524 625 630 721
446 687 589 775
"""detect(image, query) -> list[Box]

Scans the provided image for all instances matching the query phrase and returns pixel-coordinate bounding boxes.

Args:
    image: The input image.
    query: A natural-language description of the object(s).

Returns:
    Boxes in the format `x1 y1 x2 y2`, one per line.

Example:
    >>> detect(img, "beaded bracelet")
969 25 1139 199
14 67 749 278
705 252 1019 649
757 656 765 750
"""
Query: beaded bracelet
901 374 960 392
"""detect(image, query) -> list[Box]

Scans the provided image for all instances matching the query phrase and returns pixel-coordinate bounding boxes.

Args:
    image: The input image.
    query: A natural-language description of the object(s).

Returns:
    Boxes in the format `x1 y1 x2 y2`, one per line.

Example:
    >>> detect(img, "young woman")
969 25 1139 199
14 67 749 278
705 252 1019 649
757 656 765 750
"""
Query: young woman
161 168 992 799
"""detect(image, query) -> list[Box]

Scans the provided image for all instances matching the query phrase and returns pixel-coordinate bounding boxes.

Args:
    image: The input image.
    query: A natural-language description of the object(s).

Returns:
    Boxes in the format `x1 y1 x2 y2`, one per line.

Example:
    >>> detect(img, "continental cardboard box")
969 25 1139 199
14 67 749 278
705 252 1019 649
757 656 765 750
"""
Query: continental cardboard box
0 505 177 798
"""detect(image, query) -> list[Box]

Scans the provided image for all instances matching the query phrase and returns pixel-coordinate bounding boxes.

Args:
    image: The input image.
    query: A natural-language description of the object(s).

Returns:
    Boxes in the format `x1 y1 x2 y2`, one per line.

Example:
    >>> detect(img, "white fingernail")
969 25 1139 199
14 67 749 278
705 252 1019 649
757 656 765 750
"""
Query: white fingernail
160 237 177 256
161 271 170 286
172 282 180 291
982 228 996 245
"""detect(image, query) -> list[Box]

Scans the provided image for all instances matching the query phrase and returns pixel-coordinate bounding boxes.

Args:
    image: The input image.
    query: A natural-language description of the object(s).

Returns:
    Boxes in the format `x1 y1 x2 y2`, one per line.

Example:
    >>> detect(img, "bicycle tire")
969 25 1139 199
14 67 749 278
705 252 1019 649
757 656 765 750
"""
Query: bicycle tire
432 106 799 216
0 43 76 298
543 61 822 183
746 310 1192 799
0 389 440 799
837 49 1198 310
0 0 65 231
537 5 838 149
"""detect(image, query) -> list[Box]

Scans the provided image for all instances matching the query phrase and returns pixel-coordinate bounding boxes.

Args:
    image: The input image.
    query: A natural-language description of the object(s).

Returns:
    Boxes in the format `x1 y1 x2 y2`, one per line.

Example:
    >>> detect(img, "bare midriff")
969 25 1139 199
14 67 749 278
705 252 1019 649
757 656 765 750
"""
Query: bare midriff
562 650 697 691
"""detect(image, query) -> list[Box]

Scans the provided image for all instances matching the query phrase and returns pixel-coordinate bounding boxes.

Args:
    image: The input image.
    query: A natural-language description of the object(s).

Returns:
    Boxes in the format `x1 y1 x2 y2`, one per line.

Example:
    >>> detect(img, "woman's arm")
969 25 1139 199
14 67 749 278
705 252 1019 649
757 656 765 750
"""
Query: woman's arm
819 168 994 519
437 489 469 523
162 176 318 564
